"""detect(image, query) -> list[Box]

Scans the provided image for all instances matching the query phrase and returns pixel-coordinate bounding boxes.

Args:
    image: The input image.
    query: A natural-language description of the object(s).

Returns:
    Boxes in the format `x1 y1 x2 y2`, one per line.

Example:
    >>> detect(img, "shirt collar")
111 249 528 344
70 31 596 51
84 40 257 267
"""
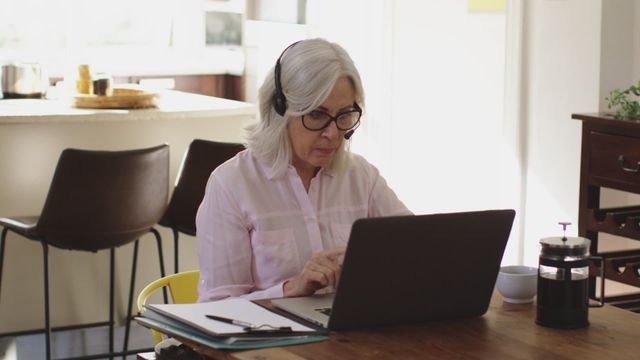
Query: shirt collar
257 155 336 180
319 166 336 177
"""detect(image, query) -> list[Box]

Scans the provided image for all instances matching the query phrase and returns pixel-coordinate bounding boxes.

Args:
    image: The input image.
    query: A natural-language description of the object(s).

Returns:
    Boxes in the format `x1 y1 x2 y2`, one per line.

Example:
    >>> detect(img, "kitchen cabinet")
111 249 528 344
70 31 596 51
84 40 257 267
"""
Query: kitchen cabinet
114 74 244 101
573 113 640 312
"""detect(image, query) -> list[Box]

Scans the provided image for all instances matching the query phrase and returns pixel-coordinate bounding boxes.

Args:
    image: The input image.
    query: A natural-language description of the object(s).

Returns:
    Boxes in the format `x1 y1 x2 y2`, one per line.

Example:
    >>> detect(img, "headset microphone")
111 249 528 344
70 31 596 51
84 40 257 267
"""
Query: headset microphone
344 129 355 140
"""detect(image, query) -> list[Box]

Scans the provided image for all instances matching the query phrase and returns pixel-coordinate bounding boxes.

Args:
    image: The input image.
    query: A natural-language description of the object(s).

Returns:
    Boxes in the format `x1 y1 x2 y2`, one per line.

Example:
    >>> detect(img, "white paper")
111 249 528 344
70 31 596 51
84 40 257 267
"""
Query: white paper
145 298 314 335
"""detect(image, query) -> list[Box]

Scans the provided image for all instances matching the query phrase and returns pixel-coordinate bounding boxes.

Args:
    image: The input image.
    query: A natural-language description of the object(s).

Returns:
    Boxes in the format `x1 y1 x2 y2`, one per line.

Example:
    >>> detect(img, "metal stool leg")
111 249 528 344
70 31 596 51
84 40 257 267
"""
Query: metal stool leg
150 228 168 303
172 228 179 274
109 248 115 360
41 240 51 360
0 228 7 302
122 240 139 358
123 230 166 357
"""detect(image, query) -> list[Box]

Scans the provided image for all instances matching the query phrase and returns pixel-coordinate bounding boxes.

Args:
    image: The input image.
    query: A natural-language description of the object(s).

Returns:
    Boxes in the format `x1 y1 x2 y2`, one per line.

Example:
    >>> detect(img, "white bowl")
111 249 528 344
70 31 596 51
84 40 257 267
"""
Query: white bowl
496 265 538 304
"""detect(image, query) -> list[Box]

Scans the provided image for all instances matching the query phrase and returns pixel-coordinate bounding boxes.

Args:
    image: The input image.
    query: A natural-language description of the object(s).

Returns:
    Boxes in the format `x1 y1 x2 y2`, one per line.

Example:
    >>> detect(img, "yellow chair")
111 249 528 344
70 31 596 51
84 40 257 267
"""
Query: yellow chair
137 270 200 344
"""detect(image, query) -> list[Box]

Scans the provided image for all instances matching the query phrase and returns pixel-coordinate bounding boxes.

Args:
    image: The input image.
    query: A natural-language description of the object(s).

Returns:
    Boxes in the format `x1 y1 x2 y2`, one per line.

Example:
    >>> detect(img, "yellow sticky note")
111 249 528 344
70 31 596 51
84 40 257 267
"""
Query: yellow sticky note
468 0 506 12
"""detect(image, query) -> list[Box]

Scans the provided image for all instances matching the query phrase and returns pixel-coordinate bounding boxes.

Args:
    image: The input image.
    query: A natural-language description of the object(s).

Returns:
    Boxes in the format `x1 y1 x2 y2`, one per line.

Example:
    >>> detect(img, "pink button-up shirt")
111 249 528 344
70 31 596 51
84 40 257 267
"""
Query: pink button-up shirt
196 149 410 302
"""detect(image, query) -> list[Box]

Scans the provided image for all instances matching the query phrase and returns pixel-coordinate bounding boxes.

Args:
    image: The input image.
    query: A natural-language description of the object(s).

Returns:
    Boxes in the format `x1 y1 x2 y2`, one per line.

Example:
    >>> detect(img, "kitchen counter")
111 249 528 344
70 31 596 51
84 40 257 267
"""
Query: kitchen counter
0 90 254 123
0 90 256 334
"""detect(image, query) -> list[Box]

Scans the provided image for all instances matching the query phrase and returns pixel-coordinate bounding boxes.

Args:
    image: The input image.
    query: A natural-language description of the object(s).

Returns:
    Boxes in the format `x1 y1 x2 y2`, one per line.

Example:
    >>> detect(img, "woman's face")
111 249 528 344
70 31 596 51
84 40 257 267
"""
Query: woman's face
288 76 356 175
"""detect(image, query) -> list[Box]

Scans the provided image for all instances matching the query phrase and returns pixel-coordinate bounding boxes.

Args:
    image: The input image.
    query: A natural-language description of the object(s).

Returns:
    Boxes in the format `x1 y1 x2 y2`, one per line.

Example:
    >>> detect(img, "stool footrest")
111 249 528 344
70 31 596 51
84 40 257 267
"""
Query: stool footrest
0 321 112 338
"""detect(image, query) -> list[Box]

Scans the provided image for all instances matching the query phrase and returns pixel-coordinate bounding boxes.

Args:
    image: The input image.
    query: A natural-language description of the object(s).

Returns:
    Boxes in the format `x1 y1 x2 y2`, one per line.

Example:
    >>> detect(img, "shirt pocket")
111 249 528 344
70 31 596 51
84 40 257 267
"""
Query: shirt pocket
330 223 353 248
250 228 300 282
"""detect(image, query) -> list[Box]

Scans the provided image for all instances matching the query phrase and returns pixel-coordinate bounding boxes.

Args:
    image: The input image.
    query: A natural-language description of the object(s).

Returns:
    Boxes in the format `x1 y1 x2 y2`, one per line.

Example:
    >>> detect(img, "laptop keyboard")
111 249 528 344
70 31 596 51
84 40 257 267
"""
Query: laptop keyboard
315 307 332 316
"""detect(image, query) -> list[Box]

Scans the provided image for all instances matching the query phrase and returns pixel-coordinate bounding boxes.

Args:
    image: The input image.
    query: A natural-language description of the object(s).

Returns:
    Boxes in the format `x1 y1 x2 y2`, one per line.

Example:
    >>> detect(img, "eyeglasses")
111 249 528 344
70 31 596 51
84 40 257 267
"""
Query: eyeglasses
301 103 362 131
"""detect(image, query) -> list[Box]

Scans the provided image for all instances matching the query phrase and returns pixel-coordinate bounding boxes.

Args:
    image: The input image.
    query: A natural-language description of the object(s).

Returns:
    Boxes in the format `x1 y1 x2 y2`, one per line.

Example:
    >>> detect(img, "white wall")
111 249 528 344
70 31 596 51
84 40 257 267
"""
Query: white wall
243 20 308 103
599 0 634 112
635 3 640 81
388 2 508 214
307 0 640 269
520 0 602 265
306 0 395 178
308 1 518 263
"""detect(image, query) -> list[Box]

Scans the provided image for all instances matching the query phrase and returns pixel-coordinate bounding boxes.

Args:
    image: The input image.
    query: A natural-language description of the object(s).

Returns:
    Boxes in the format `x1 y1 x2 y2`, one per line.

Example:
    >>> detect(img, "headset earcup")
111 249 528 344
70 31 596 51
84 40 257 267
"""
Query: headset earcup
272 40 302 117
273 93 286 116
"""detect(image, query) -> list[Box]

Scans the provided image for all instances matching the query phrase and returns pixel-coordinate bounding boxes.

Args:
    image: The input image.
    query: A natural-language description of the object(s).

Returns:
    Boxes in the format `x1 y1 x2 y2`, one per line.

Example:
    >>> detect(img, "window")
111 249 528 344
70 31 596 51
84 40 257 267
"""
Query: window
0 0 245 78
205 11 242 46
0 0 175 50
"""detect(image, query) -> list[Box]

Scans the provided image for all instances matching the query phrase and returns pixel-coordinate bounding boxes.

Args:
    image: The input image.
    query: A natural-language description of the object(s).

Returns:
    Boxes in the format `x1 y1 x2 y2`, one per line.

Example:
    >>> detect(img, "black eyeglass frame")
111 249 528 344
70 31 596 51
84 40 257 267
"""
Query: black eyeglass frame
301 102 362 132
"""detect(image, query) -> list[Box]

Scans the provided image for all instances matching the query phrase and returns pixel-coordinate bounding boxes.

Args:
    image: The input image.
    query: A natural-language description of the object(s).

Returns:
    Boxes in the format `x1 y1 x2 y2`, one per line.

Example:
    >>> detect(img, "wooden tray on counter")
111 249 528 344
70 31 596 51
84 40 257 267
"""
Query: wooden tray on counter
72 87 159 109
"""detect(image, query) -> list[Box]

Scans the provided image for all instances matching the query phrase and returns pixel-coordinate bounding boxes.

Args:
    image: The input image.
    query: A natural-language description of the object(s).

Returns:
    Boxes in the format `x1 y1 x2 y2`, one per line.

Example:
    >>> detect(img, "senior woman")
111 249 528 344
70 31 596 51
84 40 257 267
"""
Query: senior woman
196 38 410 302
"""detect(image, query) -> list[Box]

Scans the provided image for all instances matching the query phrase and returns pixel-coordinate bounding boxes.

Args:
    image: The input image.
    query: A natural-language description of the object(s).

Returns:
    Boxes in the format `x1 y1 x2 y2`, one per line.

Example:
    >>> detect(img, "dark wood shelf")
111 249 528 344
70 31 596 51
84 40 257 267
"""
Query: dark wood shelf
605 293 640 313
587 206 640 240
590 250 640 288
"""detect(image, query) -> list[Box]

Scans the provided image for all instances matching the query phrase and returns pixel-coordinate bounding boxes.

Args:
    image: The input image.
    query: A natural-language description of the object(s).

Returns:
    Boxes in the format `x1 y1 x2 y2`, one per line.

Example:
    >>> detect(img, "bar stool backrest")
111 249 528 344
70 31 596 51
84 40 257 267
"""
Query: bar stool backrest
159 140 244 236
36 144 170 251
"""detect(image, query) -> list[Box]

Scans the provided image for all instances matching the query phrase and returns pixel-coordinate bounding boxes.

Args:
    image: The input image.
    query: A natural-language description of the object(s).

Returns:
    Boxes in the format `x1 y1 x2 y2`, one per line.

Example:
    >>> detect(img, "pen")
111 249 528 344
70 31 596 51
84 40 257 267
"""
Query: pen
205 314 254 328
205 314 293 332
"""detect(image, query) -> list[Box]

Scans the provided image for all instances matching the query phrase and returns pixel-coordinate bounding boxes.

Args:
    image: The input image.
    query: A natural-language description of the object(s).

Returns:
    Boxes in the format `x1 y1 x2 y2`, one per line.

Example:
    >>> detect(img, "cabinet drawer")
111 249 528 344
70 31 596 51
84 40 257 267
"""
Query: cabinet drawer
589 131 640 186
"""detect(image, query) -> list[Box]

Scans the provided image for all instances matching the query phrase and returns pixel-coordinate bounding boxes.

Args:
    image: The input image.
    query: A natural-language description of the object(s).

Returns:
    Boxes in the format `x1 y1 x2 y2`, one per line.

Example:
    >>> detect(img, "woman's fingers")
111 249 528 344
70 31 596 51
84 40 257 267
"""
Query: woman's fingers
304 265 331 287
307 250 344 288
303 261 330 287
326 247 346 260
285 247 348 297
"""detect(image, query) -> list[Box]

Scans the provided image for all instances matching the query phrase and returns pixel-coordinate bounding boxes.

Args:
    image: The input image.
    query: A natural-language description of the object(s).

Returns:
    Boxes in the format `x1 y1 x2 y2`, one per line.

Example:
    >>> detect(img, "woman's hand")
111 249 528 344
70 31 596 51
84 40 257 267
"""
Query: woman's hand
283 247 346 297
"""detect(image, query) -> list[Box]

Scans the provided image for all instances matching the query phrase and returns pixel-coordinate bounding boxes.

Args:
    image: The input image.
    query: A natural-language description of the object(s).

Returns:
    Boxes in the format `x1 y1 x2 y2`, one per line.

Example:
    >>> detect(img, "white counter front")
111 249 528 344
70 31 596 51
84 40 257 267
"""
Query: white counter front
0 91 256 333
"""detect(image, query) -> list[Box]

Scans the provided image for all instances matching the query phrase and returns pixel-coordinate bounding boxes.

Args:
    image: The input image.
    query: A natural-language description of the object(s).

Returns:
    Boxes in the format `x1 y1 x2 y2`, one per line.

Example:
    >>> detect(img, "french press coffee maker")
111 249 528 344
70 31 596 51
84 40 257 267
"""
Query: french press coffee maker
536 222 604 329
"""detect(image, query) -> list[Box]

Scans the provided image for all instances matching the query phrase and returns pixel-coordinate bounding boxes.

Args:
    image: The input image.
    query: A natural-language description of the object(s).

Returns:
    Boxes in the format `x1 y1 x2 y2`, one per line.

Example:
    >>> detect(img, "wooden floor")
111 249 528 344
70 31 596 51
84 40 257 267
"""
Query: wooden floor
0 323 154 360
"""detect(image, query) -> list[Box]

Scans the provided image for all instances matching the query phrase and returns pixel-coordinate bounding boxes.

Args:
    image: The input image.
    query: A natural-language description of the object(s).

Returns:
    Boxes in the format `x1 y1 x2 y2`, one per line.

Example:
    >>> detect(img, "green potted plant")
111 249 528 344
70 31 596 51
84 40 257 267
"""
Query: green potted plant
606 81 640 120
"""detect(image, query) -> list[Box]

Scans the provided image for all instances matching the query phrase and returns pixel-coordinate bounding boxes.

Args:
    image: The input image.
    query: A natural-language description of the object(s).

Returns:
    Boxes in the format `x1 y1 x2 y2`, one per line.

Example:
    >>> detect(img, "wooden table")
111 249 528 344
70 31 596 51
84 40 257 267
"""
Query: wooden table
138 291 640 360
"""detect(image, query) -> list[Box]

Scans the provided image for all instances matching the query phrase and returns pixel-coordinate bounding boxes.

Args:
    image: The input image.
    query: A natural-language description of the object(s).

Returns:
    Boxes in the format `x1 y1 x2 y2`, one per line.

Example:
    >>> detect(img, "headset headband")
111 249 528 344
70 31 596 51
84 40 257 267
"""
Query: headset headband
272 40 303 116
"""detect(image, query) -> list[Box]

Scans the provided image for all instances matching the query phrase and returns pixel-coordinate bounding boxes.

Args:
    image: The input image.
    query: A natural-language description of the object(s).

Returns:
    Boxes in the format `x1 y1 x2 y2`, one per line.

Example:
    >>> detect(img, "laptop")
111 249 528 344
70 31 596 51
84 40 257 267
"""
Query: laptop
272 209 515 330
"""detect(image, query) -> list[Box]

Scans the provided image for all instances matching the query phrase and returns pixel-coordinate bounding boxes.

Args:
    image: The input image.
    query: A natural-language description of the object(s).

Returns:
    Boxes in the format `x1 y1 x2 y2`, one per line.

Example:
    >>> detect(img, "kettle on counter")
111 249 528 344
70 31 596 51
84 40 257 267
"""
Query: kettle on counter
536 222 605 329
1 62 48 99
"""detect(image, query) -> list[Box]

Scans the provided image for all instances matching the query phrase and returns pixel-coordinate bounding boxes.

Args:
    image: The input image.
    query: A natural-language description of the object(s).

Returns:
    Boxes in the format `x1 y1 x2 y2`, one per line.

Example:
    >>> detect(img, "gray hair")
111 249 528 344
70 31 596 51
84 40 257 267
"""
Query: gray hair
245 38 365 178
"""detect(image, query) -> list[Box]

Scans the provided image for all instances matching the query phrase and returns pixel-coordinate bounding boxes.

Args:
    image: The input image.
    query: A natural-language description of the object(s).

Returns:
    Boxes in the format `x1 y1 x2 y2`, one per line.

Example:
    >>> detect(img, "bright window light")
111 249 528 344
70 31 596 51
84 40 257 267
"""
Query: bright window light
0 0 247 78
0 0 174 50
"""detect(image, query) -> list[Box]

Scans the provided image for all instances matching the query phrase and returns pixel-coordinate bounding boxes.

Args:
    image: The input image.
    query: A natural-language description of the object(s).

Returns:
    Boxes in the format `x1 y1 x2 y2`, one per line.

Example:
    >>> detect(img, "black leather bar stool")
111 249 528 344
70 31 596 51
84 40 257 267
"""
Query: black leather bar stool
0 144 170 360
159 139 244 273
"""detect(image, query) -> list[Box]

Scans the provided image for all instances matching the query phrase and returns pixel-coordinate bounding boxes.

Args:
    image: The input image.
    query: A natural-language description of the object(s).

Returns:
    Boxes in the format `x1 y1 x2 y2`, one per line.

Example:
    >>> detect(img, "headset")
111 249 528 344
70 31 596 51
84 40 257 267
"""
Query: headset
272 40 357 140
272 41 301 117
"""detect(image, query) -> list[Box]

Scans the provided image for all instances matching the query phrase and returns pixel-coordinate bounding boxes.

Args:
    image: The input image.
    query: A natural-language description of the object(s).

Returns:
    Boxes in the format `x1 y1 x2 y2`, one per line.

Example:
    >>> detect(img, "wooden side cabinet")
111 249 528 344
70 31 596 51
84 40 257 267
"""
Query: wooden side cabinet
573 113 640 312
